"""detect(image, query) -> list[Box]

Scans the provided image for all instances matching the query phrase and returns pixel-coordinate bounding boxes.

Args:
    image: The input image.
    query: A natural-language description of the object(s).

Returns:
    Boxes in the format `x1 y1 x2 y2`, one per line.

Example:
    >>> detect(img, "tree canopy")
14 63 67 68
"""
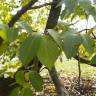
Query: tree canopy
0 0 96 96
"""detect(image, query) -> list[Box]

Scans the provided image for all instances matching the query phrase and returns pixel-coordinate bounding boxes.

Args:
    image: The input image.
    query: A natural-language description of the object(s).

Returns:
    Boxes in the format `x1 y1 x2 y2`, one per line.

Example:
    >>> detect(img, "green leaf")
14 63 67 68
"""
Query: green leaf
17 21 33 33
37 35 60 69
79 0 96 21
64 0 78 11
56 0 64 7
19 33 41 65
9 87 20 96
15 70 25 85
0 42 9 55
7 27 18 42
79 0 91 11
81 35 94 54
48 29 63 49
0 37 3 46
29 71 43 91
73 5 86 19
0 24 8 41
21 87 33 96
91 55 96 65
61 0 78 19
61 31 82 59
0 30 7 41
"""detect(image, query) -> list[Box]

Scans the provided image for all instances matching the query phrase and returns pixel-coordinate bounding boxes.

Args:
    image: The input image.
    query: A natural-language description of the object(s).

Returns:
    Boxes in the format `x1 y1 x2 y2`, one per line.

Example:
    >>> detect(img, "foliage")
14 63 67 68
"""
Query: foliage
0 0 96 95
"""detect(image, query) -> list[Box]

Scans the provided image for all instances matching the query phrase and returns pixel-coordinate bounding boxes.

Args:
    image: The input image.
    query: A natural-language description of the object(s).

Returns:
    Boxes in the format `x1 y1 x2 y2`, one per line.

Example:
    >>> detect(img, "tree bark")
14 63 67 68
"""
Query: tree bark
49 66 69 96
45 0 69 95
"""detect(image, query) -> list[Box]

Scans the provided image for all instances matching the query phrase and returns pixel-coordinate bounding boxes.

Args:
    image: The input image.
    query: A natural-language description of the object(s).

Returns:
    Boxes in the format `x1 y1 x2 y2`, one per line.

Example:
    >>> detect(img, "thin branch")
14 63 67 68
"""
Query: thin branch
78 29 90 33
74 55 96 67
45 0 62 31
30 1 57 10
68 20 80 26
8 0 38 27
44 0 69 95
39 66 48 73
92 32 96 39
74 55 90 64
77 52 81 94
86 19 88 33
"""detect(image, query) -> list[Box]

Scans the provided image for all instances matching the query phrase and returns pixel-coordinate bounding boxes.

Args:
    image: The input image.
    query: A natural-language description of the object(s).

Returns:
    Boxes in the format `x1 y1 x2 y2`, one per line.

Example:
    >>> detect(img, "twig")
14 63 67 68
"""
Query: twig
68 20 79 26
39 66 48 73
78 29 90 33
86 19 88 33
74 55 96 67
74 55 90 64
30 1 58 10
8 0 38 27
92 32 96 39
77 52 81 94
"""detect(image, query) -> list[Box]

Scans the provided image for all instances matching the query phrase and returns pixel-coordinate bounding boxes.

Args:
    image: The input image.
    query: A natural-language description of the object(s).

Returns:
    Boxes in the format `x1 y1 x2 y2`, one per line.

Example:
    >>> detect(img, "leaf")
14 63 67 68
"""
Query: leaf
91 55 96 65
7 27 18 42
19 33 41 65
61 0 78 19
79 0 96 21
0 30 7 41
64 0 78 11
73 5 86 19
0 24 9 41
17 21 33 33
56 0 64 7
0 37 3 46
48 29 63 49
79 0 91 9
81 35 94 54
9 87 20 96
21 87 33 96
79 0 93 14
15 70 25 85
29 71 43 91
0 42 9 55
37 35 60 69
61 31 82 59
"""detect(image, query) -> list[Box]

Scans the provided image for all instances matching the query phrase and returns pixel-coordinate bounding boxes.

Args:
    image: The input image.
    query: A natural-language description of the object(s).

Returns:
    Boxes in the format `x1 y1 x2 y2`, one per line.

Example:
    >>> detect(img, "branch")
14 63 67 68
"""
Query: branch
45 0 62 30
68 20 80 26
77 52 81 94
30 1 57 9
8 0 38 27
78 29 90 33
74 55 90 64
92 32 96 39
44 0 69 95
74 55 96 67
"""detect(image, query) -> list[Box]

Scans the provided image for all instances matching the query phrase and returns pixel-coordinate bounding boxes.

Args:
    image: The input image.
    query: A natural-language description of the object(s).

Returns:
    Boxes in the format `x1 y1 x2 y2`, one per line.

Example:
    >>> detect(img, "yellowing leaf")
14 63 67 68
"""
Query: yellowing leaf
0 30 7 41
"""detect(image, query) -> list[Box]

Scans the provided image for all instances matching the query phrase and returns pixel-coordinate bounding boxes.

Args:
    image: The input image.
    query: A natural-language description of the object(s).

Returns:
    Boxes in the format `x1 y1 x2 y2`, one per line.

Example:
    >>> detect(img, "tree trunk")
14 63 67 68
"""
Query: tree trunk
49 66 69 96
45 0 69 95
